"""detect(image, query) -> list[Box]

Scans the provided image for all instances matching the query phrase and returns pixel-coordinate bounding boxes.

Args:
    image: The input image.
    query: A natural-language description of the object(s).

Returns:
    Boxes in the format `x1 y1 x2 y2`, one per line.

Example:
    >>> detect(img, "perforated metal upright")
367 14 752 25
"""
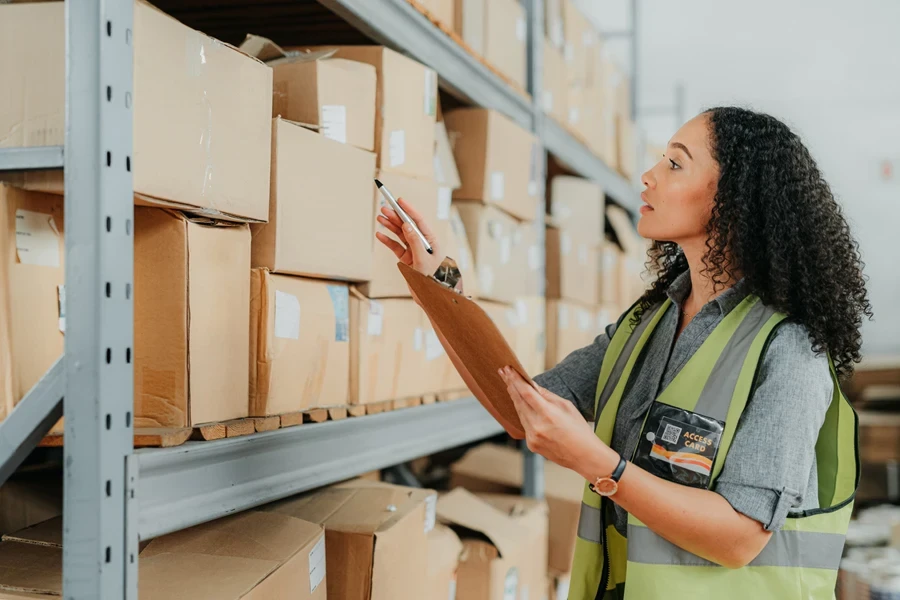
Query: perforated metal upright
63 0 137 596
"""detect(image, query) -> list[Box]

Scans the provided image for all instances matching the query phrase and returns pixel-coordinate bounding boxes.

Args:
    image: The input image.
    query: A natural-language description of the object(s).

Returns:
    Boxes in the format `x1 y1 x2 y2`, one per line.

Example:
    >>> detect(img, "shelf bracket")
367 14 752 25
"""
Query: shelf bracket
0 146 65 172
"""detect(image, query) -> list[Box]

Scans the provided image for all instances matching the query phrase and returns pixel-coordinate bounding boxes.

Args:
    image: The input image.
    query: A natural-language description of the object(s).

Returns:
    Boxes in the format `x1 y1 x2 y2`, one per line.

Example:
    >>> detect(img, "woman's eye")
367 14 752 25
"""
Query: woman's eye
669 158 681 170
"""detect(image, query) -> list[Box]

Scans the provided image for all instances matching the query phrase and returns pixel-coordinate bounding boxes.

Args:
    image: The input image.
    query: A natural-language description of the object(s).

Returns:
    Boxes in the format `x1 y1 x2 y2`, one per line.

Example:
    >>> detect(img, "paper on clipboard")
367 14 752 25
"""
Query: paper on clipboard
398 262 527 438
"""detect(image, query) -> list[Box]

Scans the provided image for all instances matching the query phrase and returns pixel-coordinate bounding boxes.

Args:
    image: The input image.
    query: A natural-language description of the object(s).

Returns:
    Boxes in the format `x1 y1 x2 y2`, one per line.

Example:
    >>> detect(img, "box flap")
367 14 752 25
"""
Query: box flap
436 489 525 558
2 517 61 548
241 34 338 65
451 444 584 503
434 122 461 190
427 524 462 577
139 551 277 600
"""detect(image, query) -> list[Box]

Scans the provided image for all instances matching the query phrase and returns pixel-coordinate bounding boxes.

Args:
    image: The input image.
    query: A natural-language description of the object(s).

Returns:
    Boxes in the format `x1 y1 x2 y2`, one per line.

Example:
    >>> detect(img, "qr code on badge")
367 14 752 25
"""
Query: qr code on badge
661 423 682 445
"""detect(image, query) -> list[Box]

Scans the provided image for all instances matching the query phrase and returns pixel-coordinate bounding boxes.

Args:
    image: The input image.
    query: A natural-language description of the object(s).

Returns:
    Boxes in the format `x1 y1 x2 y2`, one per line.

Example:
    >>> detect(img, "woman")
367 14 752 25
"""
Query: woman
376 106 869 599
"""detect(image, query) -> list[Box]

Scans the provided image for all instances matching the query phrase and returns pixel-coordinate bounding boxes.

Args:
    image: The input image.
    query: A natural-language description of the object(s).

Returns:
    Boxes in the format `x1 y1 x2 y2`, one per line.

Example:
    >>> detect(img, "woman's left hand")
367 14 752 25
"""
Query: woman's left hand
498 366 607 474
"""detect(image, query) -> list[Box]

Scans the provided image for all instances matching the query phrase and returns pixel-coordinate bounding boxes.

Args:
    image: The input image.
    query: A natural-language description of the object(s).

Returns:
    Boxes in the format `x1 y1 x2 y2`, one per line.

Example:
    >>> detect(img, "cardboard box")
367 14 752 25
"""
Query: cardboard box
478 301 519 353
546 225 599 306
562 0 597 87
479 494 550 600
349 295 425 404
241 36 376 152
512 297 546 378
542 39 569 125
434 121 463 193
545 0 565 50
512 219 544 299
451 443 585 574
447 206 479 298
598 240 622 307
453 0 486 55
484 0 528 90
0 512 327 599
617 116 637 180
418 0 455 27
548 176 605 245
252 118 375 281
304 46 437 180
444 109 540 222
546 299 600 370
0 1 272 222
261 480 436 600
456 203 528 304
0 185 64 421
0 471 61 539
249 270 350 416
134 207 250 428
426 524 462 600
437 488 528 600
362 171 441 299
581 85 610 161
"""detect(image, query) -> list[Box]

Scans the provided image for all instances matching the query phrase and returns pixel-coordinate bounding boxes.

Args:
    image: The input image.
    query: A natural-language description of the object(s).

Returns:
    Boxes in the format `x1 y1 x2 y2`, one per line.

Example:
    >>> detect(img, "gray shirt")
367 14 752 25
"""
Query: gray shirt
534 271 833 536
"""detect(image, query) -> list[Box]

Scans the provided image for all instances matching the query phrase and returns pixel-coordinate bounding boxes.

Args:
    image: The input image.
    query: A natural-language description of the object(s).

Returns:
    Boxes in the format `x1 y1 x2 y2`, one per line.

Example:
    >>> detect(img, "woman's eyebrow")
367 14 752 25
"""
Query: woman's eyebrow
669 142 693 160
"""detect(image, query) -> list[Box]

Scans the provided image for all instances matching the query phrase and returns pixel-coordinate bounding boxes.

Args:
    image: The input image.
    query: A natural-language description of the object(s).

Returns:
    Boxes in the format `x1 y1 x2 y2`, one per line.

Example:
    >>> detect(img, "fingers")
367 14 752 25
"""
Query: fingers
397 197 435 237
376 214 403 238
375 232 408 261
502 367 543 411
380 205 404 229
402 222 433 265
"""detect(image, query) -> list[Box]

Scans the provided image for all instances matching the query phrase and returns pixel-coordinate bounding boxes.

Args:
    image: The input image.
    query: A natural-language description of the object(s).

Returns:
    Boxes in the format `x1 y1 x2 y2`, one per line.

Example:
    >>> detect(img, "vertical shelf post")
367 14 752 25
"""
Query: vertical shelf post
63 0 137 596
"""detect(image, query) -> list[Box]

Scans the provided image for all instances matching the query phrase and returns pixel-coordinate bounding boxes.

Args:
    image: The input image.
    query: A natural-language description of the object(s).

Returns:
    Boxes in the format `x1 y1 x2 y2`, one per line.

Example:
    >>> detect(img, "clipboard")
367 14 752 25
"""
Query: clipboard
398 261 528 438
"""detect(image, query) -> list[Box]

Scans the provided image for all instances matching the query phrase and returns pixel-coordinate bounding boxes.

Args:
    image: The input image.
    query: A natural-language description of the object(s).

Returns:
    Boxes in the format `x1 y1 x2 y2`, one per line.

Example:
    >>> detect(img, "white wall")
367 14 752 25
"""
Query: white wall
580 0 900 355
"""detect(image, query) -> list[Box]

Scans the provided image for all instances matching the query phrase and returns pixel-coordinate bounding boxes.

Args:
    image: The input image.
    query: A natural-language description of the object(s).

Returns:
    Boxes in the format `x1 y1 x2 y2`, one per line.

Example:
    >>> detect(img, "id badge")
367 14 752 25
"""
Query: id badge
632 402 724 489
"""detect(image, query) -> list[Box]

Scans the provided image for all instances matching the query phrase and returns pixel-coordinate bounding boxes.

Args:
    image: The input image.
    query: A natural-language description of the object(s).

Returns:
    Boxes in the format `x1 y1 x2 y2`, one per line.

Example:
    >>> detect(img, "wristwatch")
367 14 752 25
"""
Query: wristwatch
589 454 628 497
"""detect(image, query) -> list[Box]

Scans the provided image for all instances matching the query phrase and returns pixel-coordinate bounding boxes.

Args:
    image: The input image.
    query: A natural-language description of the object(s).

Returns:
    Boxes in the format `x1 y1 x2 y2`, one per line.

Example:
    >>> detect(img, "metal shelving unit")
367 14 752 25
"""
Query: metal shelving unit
0 0 637 595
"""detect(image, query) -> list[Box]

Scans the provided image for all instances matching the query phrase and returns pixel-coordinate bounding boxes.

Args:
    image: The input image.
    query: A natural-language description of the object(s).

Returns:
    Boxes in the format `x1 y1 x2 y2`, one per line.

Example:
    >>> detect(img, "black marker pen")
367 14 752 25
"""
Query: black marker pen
375 179 434 254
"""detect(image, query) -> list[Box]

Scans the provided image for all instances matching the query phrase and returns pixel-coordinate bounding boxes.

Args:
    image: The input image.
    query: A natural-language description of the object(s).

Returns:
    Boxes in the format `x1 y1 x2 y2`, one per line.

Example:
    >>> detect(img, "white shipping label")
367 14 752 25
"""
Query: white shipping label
503 568 519 600
500 236 512 265
490 171 505 200
577 309 591 331
512 228 524 246
528 244 541 271
389 130 406 167
308 536 326 593
552 21 565 48
448 578 457 600
425 329 444 361
597 309 612 330
568 107 580 124
542 89 554 112
414 327 424 352
516 299 528 325
564 43 575 63
274 290 301 340
561 232 573 256
15 210 60 268
367 301 384 336
424 494 437 533
57 285 66 334
505 308 518 328
528 180 538 196
437 187 453 220
478 264 495 293
578 243 589 266
458 246 471 271
433 154 446 184
558 305 570 329
488 220 504 239
604 252 618 270
516 17 527 42
424 69 437 116
321 105 347 144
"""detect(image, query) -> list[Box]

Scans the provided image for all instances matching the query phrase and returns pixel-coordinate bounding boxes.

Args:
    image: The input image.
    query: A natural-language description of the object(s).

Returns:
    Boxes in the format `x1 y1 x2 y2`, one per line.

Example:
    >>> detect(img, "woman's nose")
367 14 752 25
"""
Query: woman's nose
641 169 656 190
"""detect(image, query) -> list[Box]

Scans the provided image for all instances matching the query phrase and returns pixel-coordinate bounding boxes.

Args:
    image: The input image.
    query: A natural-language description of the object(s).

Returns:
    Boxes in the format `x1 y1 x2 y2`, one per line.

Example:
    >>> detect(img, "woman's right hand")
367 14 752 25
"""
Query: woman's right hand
375 197 444 277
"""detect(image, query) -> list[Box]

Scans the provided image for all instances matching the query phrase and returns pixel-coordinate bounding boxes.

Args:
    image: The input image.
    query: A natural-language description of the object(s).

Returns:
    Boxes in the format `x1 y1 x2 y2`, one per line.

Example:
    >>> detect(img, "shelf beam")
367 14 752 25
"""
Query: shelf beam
136 398 503 540
0 147 64 172
314 0 534 131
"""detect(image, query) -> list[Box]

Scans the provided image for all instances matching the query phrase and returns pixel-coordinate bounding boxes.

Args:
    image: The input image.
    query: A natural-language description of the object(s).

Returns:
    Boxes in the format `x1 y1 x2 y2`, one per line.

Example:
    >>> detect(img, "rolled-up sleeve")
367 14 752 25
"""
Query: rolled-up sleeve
713 323 833 531
534 322 616 421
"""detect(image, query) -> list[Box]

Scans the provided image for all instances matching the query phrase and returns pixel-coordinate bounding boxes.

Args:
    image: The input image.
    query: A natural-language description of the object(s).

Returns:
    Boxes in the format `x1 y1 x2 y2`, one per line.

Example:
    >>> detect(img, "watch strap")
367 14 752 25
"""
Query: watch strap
611 455 627 482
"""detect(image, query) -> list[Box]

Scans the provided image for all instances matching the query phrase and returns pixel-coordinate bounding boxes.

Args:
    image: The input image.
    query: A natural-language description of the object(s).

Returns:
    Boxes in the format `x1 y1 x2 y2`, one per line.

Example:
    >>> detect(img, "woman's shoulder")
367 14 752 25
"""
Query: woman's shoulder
758 319 833 394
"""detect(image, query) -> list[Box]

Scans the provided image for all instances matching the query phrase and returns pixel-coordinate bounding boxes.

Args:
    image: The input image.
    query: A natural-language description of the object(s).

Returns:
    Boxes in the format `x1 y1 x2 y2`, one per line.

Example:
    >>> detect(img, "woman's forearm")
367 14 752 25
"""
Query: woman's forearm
576 437 771 568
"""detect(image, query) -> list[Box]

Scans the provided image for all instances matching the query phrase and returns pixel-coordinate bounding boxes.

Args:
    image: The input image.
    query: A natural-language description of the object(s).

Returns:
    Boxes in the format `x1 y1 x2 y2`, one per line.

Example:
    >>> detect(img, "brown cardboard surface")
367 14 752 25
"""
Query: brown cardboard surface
0 2 272 221
455 203 527 304
437 489 527 600
302 46 437 180
252 118 375 281
453 0 486 56
581 84 610 161
484 0 527 90
545 0 565 49
542 38 569 125
617 116 637 179
0 471 62 538
0 512 327 600
242 35 376 152
566 84 586 135
447 206 479 298
434 121 462 191
548 176 605 245
598 239 622 307
134 208 250 428
349 295 424 405
451 443 584 574
562 0 596 86
0 185 64 422
261 481 433 600
512 296 546 378
546 225 599 306
546 298 600 372
426 524 462 600
511 218 544 299
418 0 455 27
477 301 519 357
249 271 350 416
444 108 539 221
479 494 549 600
361 171 441 298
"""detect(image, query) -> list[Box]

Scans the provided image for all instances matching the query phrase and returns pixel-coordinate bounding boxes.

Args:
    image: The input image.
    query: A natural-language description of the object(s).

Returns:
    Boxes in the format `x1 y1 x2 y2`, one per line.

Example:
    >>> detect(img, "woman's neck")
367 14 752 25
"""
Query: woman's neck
681 239 739 312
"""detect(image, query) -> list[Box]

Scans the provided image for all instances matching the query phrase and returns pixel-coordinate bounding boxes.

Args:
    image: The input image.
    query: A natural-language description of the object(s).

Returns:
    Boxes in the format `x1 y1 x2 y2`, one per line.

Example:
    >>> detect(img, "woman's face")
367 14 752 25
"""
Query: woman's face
637 114 720 244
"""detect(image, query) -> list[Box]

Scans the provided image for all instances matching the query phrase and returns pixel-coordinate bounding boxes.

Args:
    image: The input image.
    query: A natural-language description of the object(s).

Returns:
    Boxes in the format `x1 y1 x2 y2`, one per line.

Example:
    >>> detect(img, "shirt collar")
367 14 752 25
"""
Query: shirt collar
666 270 750 316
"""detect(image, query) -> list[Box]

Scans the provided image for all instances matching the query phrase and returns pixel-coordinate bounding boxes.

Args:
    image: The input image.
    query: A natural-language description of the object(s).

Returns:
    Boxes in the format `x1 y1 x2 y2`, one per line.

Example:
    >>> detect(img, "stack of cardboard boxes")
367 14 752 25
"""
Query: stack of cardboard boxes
453 0 528 92
542 0 638 180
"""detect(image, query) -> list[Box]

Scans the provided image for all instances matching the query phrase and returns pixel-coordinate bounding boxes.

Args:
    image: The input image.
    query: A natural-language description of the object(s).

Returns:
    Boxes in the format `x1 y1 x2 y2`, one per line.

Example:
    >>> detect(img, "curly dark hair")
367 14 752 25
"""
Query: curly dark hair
634 106 872 379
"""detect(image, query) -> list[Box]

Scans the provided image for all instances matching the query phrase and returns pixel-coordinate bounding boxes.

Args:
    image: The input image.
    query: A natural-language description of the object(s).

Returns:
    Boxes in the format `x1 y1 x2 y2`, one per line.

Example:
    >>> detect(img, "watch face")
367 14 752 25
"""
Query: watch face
595 478 618 496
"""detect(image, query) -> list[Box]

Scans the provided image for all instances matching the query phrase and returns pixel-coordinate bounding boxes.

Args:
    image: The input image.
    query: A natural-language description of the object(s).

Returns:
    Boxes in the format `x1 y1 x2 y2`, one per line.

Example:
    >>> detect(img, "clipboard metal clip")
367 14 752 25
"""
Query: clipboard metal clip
432 256 464 294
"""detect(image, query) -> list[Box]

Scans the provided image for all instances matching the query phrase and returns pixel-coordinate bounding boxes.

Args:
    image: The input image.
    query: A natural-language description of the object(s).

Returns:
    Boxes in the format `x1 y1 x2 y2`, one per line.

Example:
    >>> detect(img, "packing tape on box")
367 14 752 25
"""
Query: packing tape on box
327 285 350 342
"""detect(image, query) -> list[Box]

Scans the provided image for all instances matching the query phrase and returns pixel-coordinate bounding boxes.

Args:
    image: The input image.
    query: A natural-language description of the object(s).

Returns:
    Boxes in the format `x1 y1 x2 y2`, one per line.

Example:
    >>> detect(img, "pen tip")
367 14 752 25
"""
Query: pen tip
426 248 434 254
374 179 383 189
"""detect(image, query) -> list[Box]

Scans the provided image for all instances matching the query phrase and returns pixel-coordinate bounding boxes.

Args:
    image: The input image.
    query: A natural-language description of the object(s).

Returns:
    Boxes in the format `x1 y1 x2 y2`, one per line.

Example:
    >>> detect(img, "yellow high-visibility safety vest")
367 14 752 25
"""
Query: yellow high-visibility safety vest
568 296 859 600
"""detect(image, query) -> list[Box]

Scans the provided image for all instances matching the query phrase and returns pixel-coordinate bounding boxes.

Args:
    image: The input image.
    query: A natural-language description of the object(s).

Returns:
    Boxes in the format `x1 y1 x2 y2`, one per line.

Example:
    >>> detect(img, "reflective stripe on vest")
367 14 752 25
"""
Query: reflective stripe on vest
567 295 859 600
